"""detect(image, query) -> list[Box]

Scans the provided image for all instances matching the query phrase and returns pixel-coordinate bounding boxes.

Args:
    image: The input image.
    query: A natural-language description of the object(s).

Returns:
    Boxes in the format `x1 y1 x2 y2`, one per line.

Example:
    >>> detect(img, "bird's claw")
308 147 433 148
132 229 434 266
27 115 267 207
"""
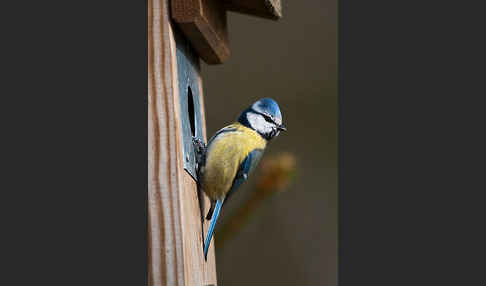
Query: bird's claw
192 136 207 178
192 137 206 153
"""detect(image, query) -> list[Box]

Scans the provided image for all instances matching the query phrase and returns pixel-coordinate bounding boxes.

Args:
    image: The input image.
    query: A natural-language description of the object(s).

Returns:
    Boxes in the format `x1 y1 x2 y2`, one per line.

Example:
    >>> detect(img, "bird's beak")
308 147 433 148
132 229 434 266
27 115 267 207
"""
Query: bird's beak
277 124 287 132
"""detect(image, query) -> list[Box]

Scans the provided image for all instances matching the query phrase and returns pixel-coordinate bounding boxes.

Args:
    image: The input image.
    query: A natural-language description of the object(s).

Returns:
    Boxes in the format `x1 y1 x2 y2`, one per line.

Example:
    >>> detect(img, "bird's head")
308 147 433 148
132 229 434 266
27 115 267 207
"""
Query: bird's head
238 98 287 140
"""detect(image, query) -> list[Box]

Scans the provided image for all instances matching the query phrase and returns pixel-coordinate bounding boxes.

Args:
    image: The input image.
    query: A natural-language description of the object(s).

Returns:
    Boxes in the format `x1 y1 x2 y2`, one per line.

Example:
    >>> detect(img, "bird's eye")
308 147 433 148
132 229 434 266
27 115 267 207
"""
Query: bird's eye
263 114 273 123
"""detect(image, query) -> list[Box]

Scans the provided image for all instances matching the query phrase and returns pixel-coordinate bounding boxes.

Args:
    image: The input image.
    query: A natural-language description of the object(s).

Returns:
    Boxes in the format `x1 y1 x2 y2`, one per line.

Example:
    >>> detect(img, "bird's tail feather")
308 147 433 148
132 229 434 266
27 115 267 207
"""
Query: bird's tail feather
203 199 223 260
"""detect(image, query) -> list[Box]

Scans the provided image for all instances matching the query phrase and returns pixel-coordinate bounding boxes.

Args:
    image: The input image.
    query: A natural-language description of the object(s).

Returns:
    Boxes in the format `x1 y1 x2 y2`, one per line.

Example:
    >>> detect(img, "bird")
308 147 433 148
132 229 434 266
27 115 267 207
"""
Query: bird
193 97 286 260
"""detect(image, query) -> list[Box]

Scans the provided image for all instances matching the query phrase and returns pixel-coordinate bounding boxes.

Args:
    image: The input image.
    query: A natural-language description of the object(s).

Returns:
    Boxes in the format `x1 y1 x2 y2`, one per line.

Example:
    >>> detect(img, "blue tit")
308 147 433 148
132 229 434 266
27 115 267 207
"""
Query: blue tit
194 98 287 260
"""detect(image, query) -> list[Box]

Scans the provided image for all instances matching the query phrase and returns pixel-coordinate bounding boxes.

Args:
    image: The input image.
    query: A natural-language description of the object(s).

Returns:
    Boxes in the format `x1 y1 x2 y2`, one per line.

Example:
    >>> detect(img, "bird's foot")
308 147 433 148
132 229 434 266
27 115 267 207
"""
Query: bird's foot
192 136 206 149
192 137 207 176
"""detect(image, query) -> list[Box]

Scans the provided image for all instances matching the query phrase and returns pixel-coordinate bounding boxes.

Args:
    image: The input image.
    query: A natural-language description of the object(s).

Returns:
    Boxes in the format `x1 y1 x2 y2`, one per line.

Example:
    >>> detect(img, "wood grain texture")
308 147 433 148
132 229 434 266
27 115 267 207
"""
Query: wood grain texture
171 0 229 64
149 0 217 285
225 0 282 20
171 0 282 64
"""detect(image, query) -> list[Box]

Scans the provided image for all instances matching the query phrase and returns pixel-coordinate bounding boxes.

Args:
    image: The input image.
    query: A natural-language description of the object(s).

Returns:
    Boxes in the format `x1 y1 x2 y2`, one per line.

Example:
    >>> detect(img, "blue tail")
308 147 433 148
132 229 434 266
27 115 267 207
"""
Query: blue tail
204 199 223 260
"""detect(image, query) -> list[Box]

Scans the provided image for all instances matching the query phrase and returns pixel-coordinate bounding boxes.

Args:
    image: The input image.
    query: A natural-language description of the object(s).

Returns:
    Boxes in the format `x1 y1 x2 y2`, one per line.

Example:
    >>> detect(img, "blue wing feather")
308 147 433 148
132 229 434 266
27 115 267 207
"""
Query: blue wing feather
225 149 263 203
204 199 223 260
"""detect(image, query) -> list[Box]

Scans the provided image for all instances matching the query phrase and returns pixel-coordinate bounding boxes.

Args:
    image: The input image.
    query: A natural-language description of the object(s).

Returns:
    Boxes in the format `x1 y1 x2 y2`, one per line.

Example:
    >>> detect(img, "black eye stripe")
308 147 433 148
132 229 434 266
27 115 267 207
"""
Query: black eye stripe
259 113 274 123
250 109 275 124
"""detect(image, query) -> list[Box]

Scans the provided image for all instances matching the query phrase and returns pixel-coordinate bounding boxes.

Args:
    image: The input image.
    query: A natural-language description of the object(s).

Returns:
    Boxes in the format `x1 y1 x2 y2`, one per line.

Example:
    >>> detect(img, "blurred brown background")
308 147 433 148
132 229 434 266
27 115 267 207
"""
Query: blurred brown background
201 1 337 285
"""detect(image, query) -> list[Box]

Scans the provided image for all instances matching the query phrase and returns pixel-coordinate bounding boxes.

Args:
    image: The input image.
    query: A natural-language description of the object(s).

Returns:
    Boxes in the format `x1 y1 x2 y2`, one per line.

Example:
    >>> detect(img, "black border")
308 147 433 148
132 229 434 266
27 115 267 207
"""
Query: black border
340 1 482 285
1 1 147 284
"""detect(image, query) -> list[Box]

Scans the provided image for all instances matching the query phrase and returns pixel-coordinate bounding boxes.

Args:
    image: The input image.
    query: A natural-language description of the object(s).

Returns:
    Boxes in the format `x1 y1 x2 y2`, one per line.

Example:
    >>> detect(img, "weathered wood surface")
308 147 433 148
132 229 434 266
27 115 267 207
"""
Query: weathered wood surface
171 0 282 65
148 0 217 285
171 0 229 65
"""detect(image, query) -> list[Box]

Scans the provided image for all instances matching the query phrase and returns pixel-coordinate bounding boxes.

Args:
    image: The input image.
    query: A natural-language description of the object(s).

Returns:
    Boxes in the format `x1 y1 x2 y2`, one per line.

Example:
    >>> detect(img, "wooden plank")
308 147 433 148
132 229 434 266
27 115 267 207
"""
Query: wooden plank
170 0 282 65
225 0 282 20
148 0 218 285
171 0 229 65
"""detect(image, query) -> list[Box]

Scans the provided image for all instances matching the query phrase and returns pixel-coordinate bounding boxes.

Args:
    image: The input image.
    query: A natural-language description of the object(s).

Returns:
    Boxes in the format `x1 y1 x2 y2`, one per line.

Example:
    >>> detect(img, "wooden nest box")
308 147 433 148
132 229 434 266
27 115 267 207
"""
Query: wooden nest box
148 0 282 285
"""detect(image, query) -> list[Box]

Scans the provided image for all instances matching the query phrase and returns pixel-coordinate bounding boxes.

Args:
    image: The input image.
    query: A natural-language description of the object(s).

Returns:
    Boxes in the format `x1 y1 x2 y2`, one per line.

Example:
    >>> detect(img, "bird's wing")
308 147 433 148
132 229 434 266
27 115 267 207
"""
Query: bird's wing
207 125 238 146
224 148 264 204
204 198 222 260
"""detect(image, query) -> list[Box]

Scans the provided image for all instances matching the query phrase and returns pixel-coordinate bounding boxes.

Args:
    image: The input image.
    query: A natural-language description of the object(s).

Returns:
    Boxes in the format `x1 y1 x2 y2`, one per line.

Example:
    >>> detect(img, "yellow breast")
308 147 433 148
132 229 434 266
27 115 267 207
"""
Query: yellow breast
201 123 266 199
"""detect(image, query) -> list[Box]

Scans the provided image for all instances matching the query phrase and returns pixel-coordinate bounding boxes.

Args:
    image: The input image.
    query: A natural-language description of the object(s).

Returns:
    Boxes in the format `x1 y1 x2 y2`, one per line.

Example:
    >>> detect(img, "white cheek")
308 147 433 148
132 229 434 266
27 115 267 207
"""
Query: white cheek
247 113 273 134
260 122 273 134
